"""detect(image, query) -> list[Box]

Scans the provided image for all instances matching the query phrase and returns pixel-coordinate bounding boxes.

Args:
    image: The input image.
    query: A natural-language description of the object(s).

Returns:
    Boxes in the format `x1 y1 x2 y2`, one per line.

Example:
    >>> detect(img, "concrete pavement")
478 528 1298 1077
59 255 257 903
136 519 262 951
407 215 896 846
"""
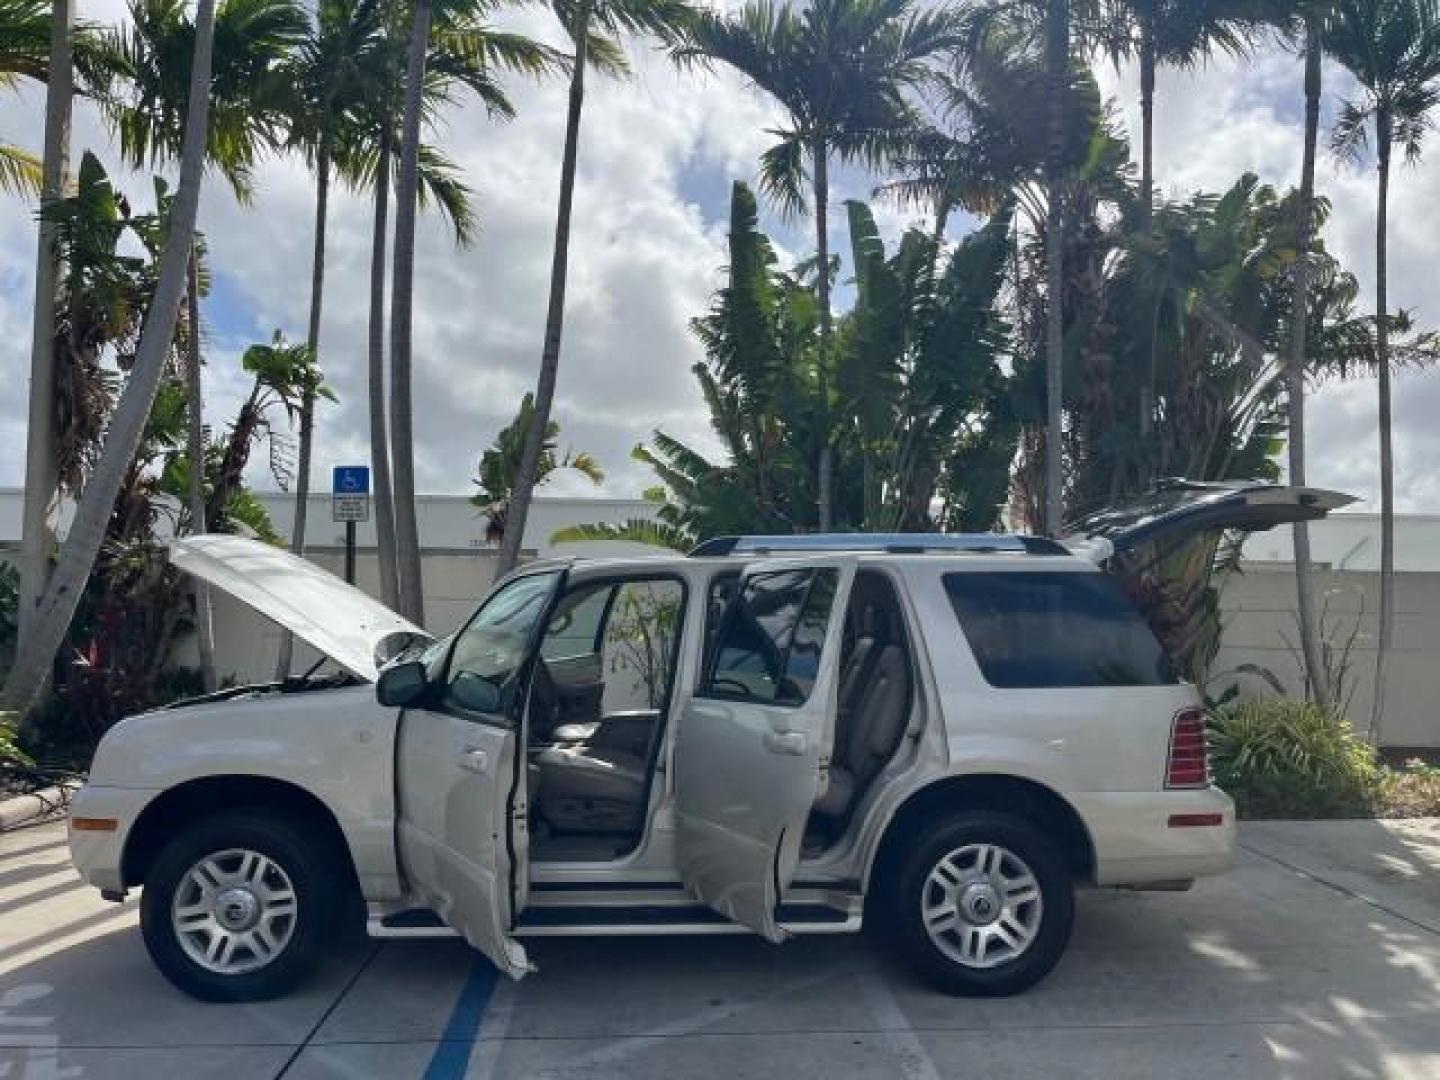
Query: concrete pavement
3 817 1440 1079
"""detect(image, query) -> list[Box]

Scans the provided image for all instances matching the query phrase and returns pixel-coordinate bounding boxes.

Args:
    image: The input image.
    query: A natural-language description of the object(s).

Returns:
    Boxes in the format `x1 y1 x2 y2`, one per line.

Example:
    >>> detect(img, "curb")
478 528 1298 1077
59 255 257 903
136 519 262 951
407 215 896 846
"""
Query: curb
0 785 72 831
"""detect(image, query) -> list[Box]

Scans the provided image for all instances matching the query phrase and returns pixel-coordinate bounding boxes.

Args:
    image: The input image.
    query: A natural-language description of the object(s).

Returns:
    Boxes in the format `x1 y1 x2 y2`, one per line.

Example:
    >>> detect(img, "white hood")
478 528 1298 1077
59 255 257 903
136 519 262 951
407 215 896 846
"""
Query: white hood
169 534 431 681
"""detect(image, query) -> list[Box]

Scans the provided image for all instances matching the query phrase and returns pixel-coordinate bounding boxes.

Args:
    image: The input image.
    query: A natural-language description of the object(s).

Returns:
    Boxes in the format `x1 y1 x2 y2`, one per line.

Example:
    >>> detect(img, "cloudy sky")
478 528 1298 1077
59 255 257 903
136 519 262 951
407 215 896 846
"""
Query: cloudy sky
3 4 1440 514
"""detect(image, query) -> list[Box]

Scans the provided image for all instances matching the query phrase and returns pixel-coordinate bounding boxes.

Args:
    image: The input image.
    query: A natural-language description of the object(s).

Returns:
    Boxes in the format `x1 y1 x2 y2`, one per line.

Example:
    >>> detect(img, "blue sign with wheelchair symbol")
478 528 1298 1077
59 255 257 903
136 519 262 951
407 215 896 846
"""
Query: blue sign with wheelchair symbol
333 466 370 494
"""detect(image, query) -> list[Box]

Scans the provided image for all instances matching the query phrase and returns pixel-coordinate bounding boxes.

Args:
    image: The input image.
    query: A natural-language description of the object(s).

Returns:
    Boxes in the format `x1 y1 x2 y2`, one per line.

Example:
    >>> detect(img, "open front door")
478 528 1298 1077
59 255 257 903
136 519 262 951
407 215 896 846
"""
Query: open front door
394 568 567 978
672 556 857 942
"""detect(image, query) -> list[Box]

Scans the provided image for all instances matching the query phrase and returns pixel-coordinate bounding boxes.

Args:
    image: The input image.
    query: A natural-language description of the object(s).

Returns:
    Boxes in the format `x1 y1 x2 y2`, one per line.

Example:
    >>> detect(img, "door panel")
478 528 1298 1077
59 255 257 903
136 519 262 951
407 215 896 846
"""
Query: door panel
394 569 566 979
673 557 857 942
396 708 529 976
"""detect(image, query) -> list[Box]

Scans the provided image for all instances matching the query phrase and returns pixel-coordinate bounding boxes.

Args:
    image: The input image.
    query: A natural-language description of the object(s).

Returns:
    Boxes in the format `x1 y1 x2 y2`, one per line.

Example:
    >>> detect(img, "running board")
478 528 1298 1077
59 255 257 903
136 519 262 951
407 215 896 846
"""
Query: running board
367 903 861 940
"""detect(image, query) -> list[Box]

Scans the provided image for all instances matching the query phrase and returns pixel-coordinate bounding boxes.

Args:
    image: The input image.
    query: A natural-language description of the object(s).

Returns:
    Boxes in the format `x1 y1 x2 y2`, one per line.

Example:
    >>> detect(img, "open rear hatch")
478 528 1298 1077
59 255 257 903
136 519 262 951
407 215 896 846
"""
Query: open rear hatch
1065 481 1356 676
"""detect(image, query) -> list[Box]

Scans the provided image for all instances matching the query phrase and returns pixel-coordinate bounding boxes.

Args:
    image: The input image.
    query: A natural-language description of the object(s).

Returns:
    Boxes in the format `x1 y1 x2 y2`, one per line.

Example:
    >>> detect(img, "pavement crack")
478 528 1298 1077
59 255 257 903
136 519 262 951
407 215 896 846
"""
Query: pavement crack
273 942 384 1079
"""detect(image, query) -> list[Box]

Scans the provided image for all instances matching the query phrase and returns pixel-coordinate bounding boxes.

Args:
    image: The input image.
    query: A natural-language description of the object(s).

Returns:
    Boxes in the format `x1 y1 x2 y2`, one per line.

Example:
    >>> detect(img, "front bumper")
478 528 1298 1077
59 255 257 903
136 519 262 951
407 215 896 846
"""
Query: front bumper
68 784 158 895
1073 787 1236 886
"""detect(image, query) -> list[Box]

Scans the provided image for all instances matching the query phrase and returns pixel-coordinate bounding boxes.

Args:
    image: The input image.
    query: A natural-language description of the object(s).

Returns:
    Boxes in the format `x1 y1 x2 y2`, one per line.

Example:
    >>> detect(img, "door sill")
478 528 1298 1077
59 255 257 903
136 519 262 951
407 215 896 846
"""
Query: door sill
366 903 861 940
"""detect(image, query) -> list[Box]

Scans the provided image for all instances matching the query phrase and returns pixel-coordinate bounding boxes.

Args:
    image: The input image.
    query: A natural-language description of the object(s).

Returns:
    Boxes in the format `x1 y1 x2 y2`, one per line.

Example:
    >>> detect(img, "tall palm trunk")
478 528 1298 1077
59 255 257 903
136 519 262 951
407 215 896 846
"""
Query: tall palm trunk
18 0 73 656
2 0 218 714
1370 107 1394 745
1042 0 1068 536
813 139 833 531
276 129 332 676
1290 15 1327 710
390 0 434 620
185 247 216 691
1138 9 1155 229
496 0 591 578
369 123 400 610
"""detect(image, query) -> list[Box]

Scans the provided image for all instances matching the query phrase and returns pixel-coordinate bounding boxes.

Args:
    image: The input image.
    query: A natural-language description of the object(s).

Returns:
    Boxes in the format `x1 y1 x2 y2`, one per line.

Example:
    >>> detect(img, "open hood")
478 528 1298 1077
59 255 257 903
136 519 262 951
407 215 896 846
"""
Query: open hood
169 534 431 681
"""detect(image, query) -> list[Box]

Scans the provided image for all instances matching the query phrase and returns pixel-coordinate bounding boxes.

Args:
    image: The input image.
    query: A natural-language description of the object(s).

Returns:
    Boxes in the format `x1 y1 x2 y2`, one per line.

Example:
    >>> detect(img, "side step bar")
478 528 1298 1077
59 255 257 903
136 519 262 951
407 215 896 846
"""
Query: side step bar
367 903 861 940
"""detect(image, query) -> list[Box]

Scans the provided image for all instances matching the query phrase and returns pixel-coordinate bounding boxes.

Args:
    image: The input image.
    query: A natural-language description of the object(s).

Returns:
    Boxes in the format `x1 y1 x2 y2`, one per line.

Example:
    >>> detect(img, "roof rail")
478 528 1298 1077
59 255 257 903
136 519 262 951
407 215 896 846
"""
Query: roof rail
688 533 1068 557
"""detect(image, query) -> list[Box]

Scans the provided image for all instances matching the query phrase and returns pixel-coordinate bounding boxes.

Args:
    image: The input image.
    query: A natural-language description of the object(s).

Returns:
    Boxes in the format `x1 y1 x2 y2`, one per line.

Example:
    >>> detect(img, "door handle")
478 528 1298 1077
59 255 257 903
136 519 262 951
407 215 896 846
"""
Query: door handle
458 747 489 774
763 731 807 756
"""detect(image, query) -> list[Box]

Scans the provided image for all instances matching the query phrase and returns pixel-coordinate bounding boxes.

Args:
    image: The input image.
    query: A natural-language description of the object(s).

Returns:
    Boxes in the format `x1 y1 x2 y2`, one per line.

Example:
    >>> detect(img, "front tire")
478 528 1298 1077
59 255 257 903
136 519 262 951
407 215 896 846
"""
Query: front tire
140 811 345 1001
884 811 1074 996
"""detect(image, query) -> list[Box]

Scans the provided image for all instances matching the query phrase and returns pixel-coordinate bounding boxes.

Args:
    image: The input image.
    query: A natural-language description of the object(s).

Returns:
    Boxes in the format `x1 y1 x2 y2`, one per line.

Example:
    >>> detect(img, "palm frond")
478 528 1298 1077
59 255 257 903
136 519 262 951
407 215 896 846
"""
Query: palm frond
0 141 42 197
549 519 693 551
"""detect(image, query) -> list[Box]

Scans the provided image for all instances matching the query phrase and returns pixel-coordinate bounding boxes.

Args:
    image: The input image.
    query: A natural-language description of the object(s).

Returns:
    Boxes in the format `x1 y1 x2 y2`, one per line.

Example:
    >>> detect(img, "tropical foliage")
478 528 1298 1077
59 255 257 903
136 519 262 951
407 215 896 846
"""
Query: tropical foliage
7 0 1440 765
471 392 604 541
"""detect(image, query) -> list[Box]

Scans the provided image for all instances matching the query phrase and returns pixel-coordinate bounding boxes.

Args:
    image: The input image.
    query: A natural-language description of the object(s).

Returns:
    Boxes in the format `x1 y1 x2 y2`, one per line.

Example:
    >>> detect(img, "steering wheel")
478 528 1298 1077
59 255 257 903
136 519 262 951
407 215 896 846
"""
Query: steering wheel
711 676 752 697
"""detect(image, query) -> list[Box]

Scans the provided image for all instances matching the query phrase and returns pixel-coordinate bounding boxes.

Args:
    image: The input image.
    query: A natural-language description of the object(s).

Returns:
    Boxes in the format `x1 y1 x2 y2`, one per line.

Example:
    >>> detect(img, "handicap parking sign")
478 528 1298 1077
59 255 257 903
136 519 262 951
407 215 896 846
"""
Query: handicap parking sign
332 466 370 522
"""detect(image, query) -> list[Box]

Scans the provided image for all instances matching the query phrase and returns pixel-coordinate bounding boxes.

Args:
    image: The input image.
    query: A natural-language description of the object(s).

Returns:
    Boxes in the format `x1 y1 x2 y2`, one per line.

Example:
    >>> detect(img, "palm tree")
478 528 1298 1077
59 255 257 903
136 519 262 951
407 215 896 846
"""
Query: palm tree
2 0 219 714
673 0 960 535
1326 0 1440 743
16 0 72 658
485 0 693 581
1278 0 1332 707
361 0 555 613
99 0 305 688
274 0 388 672
0 0 51 196
471 392 604 541
1042 0 1067 536
388 0 562 620
1099 0 1264 227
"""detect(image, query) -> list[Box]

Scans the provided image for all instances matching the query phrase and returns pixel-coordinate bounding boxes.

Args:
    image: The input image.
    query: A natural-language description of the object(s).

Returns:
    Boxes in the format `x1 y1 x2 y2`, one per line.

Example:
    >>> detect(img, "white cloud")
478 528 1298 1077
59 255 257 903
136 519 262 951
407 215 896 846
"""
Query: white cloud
4 21 1440 514
1097 47 1440 513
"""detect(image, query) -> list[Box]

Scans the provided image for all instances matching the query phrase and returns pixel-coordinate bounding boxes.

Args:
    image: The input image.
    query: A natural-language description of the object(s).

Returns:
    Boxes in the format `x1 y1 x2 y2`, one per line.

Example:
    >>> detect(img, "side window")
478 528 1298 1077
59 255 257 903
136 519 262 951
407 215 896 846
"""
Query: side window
540 581 613 661
943 571 1178 688
599 579 685 712
702 568 839 706
445 571 561 719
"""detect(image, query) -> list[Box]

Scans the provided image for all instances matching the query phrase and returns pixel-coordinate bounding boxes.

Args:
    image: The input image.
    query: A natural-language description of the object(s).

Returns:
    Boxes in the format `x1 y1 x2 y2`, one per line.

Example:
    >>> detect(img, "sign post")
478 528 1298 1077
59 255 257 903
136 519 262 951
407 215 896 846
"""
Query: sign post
332 466 370 585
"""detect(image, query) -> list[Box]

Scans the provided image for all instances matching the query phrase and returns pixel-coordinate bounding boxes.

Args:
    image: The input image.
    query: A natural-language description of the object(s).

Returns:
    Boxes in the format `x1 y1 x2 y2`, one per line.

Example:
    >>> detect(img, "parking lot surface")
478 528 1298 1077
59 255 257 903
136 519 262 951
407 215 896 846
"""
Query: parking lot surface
4 817 1439 1079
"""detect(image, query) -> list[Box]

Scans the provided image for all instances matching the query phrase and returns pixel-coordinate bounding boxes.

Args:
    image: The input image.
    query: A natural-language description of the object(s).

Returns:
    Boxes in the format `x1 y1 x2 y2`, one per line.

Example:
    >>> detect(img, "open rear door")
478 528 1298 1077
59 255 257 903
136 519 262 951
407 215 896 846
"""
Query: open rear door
672 556 857 942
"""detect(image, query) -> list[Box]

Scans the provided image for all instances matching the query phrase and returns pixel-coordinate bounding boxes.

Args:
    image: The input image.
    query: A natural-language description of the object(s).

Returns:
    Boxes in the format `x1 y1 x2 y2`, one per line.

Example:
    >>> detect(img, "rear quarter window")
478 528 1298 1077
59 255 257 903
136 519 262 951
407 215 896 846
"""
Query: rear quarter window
943 571 1178 688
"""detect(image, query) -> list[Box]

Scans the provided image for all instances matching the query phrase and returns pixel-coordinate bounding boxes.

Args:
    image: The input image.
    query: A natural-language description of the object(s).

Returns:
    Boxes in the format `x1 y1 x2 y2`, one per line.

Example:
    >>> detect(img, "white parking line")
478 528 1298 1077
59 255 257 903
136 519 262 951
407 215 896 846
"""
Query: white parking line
857 972 943 1080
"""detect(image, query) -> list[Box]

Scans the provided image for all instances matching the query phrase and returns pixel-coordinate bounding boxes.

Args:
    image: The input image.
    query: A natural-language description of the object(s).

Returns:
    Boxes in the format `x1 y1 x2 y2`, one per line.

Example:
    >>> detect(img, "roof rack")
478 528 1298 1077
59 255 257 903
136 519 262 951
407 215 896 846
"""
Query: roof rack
688 533 1068 557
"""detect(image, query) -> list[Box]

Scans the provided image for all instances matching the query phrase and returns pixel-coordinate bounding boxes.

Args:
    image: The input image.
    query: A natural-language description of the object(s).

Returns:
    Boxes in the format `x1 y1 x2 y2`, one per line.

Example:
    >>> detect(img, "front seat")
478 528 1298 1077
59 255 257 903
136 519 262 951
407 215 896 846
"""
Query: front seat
533 743 648 834
812 643 910 820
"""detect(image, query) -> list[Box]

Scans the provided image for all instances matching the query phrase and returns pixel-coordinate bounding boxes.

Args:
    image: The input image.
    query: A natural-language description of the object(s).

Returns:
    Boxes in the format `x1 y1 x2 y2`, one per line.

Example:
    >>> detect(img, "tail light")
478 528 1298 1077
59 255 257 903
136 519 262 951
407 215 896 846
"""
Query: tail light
1165 707 1210 789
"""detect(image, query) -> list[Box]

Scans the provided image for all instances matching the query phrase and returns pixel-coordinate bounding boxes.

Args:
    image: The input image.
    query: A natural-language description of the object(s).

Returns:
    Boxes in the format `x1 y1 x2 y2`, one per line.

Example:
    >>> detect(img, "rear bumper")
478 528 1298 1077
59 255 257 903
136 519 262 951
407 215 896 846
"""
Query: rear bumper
68 784 157 895
1072 787 1236 886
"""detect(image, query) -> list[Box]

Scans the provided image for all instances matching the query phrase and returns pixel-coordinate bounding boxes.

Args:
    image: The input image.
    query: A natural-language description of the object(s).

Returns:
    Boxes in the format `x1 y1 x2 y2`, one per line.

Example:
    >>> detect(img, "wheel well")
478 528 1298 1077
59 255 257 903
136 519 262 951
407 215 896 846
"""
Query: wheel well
122 775 357 890
868 775 1097 891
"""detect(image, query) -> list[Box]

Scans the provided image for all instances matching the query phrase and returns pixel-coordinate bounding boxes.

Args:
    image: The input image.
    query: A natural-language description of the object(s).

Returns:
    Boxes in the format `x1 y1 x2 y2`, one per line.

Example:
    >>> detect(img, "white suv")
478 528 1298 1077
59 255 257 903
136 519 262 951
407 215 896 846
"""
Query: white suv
68 482 1349 1001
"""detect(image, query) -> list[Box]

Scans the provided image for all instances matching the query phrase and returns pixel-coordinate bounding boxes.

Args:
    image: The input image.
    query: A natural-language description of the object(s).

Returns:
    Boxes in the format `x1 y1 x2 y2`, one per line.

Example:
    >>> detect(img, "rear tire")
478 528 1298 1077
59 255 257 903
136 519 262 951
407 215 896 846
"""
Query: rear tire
883 811 1073 996
140 811 346 1002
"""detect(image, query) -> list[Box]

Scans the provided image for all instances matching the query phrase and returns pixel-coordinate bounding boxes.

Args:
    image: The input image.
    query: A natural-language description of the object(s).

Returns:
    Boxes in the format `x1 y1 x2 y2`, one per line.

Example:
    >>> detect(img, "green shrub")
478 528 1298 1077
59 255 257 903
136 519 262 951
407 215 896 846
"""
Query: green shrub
1208 700 1380 819
0 710 32 769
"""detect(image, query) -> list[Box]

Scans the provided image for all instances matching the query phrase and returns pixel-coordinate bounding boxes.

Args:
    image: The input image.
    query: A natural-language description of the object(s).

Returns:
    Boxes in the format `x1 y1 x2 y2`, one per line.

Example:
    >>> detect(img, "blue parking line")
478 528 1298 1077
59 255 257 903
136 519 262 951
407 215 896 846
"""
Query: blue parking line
423 957 498 1080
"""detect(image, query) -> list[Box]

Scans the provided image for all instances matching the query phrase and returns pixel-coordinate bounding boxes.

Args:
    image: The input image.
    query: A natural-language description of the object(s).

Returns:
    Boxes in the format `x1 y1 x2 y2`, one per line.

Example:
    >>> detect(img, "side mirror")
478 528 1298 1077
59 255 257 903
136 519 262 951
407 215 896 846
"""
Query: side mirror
376 660 428 708
450 671 503 714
